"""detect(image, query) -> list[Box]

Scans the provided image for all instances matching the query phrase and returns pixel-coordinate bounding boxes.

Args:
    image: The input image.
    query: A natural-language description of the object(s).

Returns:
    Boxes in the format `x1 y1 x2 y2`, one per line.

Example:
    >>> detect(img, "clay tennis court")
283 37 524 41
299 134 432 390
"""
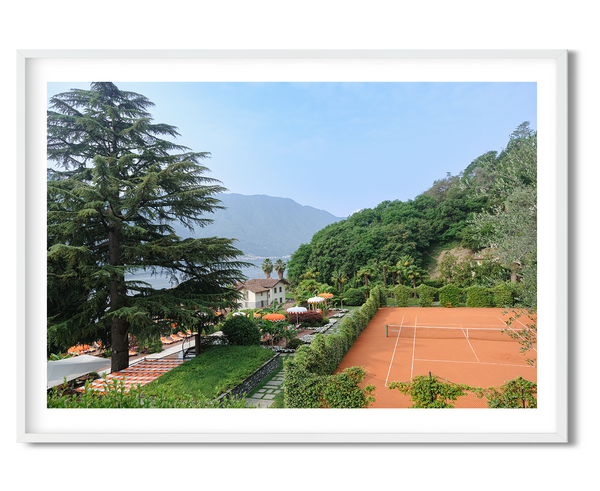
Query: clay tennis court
335 307 537 408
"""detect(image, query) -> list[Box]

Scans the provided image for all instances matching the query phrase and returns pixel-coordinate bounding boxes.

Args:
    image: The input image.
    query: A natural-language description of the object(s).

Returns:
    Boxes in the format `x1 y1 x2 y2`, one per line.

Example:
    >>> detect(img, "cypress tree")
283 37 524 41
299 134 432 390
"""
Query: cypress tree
47 82 249 372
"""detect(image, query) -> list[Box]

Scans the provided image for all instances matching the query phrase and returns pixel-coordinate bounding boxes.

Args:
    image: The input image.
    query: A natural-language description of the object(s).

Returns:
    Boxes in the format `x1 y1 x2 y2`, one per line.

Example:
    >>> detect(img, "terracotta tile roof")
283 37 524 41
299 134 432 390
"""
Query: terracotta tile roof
235 278 289 293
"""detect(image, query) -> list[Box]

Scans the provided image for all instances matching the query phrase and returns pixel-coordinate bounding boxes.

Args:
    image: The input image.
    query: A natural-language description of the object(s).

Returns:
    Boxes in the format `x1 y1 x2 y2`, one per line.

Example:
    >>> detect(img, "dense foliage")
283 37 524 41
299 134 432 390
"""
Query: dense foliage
221 316 262 346
48 378 252 408
47 82 250 371
388 374 472 408
389 374 537 409
286 123 536 301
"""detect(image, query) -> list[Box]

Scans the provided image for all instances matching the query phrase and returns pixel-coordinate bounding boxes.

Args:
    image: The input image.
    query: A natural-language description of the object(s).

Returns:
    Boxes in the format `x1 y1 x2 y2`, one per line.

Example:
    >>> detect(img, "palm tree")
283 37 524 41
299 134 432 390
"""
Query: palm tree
357 266 373 287
331 271 341 291
274 259 287 280
379 261 389 288
339 274 348 291
262 258 273 279
396 255 414 285
406 265 420 288
388 265 398 286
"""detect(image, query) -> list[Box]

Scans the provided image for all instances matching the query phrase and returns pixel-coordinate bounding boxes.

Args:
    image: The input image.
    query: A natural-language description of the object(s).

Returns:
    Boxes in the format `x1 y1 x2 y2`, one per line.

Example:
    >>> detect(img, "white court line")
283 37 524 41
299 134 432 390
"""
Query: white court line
414 358 533 368
384 314 404 387
410 316 417 379
461 324 480 363
497 316 537 352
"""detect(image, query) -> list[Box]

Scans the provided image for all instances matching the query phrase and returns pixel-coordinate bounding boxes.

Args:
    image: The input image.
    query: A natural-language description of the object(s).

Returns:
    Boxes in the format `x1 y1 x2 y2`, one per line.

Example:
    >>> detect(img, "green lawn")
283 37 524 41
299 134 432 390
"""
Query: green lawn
141 345 275 400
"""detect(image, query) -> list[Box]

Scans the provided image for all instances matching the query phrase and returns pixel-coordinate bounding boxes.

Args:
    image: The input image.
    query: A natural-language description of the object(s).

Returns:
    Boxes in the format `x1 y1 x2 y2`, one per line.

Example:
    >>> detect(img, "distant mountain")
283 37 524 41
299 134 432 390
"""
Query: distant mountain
172 193 344 258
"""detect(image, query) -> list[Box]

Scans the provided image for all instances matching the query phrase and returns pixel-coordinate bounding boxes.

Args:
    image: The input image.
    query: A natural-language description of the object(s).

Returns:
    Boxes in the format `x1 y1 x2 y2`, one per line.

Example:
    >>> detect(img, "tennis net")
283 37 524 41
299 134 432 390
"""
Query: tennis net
386 324 524 342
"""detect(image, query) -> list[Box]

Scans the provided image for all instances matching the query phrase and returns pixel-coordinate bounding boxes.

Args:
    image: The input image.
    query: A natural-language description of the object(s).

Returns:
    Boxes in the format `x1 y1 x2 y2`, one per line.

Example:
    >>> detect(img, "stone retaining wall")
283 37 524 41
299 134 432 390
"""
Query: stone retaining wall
216 353 280 403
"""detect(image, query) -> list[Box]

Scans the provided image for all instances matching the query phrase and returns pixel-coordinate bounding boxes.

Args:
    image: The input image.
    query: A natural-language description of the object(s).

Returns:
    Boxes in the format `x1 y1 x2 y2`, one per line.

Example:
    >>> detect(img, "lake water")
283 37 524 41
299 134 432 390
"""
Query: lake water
125 258 278 290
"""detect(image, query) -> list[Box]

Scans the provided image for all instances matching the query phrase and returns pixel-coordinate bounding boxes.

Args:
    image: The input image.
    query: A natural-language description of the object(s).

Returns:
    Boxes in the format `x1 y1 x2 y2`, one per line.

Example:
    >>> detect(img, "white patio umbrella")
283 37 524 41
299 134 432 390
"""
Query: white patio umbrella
286 306 307 324
47 355 110 389
307 296 325 310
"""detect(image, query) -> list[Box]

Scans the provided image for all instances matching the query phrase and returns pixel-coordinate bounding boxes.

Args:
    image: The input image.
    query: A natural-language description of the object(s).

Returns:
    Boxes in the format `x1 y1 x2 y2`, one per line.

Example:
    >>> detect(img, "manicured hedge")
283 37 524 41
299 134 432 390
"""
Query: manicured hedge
416 284 436 307
343 287 366 306
438 284 462 307
466 286 494 308
491 282 516 308
393 285 412 307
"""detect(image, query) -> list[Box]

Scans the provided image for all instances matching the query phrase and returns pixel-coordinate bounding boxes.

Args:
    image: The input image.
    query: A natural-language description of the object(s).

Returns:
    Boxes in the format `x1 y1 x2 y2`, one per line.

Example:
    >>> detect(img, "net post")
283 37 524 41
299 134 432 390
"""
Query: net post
386 325 388 337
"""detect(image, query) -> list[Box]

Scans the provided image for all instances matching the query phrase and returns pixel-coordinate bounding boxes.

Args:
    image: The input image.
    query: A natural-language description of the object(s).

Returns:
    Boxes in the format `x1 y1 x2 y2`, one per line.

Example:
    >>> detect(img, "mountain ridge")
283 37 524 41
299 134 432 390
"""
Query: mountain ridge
172 193 344 258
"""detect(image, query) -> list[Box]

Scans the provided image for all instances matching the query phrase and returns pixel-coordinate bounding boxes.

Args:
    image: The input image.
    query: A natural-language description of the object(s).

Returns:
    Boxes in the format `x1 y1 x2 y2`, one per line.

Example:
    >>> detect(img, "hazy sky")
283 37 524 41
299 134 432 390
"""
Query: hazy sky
47 81 536 218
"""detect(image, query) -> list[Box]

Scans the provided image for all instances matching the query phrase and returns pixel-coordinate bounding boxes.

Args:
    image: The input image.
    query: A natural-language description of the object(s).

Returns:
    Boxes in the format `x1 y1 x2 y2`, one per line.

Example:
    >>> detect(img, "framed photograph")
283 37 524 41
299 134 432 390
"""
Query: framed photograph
17 50 567 443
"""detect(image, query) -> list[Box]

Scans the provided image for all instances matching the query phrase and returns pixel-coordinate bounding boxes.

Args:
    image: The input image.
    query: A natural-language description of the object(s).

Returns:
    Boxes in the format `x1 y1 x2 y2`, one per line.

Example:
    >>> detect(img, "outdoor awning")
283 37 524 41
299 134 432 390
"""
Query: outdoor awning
47 355 110 389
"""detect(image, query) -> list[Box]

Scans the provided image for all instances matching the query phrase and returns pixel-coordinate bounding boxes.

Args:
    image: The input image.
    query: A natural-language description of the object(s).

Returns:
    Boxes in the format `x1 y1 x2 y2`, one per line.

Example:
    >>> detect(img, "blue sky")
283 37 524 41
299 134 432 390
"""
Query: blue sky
47 81 536 218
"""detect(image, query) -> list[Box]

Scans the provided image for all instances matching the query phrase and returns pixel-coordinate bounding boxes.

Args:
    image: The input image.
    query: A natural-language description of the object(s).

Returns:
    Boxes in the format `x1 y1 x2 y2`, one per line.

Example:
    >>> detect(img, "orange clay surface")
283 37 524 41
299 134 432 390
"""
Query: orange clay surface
335 307 537 408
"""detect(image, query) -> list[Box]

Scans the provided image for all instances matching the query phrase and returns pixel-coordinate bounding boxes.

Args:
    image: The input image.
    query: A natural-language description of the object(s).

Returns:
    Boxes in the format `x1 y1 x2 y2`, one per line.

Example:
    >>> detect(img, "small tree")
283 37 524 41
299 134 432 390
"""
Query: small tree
388 373 472 408
221 315 261 346
476 376 537 408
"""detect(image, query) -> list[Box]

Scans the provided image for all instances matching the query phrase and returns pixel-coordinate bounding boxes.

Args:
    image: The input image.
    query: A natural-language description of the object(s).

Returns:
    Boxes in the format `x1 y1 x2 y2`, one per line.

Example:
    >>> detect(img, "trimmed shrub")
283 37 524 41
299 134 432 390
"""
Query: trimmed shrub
293 310 325 327
322 366 376 408
221 315 261 346
438 284 462 307
283 360 324 408
371 285 388 308
491 282 515 308
416 284 436 307
393 285 412 307
466 286 494 308
344 287 366 306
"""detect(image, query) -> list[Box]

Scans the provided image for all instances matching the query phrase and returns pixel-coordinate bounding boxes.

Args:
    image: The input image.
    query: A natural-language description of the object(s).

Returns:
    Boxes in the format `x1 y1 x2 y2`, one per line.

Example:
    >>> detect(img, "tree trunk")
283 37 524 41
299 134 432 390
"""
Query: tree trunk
109 224 130 373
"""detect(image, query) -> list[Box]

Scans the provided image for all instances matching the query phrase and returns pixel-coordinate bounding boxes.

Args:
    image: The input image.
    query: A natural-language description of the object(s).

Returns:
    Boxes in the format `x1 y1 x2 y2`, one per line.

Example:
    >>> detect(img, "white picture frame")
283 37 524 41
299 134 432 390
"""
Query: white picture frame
17 49 568 443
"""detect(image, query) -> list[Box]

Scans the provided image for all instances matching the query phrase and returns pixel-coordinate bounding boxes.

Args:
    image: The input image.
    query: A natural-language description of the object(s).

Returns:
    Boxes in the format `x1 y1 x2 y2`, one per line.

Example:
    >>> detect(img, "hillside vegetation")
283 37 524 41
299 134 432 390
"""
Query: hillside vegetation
287 122 537 311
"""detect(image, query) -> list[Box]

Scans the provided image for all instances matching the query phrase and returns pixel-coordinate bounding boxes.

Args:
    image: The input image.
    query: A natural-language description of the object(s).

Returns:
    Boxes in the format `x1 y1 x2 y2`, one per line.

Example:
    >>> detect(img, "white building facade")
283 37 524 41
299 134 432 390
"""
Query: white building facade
235 278 289 309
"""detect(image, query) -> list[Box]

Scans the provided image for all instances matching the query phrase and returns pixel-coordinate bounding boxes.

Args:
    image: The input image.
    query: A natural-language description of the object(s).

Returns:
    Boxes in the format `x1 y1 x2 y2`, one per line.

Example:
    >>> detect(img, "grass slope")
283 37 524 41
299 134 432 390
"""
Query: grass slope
142 345 275 399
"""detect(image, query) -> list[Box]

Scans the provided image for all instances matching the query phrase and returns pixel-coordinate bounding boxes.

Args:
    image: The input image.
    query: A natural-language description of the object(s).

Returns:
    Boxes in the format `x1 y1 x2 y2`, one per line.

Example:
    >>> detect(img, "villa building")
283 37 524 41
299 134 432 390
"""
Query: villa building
234 278 289 309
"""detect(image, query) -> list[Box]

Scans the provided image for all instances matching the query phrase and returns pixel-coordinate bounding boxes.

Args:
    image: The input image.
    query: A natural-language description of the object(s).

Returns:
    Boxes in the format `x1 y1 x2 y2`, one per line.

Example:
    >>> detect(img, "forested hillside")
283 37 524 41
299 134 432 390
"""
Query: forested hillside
287 122 537 310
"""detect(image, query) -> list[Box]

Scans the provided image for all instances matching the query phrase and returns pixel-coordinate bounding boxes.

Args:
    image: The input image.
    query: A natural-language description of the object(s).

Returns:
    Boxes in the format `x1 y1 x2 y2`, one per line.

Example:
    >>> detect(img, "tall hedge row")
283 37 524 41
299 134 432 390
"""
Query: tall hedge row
391 283 516 309
284 285 386 408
